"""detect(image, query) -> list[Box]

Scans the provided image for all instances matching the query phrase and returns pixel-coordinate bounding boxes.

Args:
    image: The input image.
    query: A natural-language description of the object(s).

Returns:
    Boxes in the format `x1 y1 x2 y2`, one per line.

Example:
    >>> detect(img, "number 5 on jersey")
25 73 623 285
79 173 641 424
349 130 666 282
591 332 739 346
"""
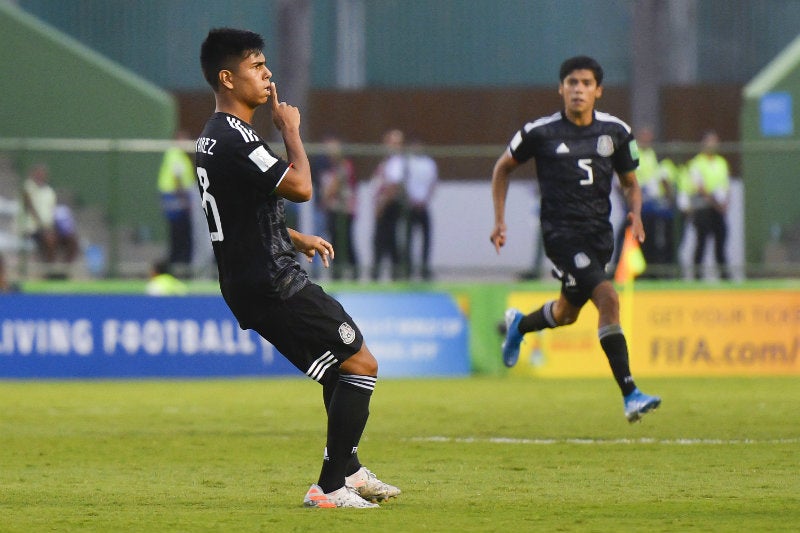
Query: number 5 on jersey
577 158 594 186
196 167 224 242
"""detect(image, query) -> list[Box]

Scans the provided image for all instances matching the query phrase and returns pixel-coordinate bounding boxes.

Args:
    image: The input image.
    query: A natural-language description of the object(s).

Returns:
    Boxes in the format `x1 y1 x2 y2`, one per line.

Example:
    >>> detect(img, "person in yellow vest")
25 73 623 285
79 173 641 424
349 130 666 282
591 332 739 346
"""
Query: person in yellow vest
145 259 188 296
636 127 676 278
686 130 730 280
673 157 693 249
158 132 195 276
661 158 688 274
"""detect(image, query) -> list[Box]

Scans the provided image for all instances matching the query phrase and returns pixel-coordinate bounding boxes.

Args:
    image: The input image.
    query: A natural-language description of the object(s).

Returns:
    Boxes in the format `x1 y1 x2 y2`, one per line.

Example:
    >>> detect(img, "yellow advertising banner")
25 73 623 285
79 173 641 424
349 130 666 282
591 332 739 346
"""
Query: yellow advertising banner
508 289 799 377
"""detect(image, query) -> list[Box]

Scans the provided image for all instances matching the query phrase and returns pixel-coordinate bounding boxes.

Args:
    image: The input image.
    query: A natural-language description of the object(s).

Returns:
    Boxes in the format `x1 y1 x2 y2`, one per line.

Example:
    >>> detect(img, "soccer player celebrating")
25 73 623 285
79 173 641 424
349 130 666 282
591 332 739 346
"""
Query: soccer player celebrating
490 56 661 423
196 28 399 507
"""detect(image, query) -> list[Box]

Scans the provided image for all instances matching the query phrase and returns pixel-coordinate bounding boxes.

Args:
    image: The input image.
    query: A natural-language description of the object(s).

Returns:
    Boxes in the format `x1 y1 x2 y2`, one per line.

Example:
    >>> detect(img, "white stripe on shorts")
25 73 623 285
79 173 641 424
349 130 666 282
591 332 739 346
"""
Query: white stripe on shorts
307 351 338 382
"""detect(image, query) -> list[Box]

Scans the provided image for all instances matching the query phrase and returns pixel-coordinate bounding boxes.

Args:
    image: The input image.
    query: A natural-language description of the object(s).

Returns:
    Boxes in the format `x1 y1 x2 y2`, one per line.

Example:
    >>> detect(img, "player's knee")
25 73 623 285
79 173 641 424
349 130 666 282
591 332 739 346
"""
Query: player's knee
553 299 580 326
360 347 379 376
559 313 578 326
339 345 378 376
556 308 580 326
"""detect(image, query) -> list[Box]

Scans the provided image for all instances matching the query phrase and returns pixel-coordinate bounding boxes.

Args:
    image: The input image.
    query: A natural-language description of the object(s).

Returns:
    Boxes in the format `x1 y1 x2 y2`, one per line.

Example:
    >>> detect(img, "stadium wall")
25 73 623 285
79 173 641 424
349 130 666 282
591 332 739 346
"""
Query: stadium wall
740 35 800 265
15 0 800 90
176 84 743 180
0 1 176 242
4 0 795 275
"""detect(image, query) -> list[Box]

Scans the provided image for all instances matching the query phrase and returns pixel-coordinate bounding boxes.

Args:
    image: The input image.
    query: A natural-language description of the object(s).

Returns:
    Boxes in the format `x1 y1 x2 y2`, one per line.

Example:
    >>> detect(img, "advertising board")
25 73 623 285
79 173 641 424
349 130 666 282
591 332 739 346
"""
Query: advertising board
507 290 799 377
0 292 469 379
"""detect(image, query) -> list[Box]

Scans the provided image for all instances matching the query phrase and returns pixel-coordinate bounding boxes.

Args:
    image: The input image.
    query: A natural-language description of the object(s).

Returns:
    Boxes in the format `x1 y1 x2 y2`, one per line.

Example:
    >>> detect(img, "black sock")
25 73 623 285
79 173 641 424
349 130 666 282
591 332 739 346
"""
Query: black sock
322 369 363 477
599 325 637 396
317 374 376 493
518 300 557 334
322 368 339 413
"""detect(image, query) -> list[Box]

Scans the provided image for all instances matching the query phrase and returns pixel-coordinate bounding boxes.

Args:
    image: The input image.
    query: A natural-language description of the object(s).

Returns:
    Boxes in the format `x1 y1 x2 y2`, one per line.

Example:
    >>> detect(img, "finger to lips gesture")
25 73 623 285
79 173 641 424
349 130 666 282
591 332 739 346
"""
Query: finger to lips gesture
270 82 300 131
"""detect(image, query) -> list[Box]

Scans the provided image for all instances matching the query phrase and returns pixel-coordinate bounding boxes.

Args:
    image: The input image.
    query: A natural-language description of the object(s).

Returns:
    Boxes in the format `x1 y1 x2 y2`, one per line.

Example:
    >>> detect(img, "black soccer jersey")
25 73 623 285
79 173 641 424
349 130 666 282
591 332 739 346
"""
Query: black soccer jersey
195 112 309 324
508 110 638 245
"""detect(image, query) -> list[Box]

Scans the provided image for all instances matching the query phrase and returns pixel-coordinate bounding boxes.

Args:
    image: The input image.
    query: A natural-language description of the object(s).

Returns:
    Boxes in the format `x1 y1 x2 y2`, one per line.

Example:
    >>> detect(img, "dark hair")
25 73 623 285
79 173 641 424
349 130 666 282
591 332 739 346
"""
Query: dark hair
559 56 604 85
200 28 264 90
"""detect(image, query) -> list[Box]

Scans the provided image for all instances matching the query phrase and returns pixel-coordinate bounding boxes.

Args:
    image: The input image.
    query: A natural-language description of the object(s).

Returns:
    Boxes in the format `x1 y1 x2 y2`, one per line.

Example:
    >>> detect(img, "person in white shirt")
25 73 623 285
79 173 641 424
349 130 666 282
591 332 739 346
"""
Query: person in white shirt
402 138 438 280
21 163 57 263
370 129 406 281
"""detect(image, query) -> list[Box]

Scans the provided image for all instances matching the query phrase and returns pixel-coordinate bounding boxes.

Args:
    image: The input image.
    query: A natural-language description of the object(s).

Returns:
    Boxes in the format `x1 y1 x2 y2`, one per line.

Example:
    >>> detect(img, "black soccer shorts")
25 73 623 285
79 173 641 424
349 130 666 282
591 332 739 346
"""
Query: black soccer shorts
249 283 364 383
545 235 613 308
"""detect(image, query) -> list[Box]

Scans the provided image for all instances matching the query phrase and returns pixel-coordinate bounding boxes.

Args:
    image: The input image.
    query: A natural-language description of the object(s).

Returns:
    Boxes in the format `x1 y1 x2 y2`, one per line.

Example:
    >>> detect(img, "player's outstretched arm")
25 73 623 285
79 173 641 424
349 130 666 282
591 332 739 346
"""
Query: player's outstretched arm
490 150 519 254
288 228 335 267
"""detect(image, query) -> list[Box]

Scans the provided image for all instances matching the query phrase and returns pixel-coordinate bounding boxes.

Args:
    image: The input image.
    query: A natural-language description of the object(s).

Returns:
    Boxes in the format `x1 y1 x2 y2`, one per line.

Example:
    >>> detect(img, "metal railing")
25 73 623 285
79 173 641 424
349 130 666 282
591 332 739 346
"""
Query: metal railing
1 137 799 282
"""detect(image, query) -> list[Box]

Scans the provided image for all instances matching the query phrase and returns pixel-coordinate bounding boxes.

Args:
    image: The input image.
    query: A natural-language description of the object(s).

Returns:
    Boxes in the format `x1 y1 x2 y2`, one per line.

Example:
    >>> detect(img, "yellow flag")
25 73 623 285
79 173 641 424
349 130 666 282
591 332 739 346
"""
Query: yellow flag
614 227 646 284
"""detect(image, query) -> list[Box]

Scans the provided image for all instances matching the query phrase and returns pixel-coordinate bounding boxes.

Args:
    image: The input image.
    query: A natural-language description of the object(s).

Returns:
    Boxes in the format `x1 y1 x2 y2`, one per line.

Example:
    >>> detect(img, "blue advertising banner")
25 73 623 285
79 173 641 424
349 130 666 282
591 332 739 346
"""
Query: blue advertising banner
336 292 469 377
0 292 469 379
0 295 298 379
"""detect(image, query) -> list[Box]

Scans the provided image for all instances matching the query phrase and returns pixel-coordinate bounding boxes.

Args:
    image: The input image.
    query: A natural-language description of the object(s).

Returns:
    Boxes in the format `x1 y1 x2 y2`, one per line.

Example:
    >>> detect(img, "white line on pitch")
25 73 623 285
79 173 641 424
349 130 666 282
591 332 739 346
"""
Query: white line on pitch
409 436 800 445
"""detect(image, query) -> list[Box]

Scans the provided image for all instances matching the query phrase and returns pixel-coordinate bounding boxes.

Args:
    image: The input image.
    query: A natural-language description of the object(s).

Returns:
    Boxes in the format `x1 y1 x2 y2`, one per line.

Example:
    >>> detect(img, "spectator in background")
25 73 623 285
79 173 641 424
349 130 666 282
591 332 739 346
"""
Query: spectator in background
674 156 694 278
321 136 360 280
158 131 195 276
53 203 80 264
370 129 406 281
0 254 20 293
308 136 335 278
21 163 60 265
686 130 731 280
659 157 687 274
402 137 438 280
636 127 676 279
146 259 188 296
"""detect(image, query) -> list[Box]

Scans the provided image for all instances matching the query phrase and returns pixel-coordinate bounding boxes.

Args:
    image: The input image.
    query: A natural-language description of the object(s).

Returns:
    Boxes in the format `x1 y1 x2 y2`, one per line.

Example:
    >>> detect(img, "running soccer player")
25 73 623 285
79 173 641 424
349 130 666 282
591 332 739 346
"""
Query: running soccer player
489 56 661 423
197 28 399 507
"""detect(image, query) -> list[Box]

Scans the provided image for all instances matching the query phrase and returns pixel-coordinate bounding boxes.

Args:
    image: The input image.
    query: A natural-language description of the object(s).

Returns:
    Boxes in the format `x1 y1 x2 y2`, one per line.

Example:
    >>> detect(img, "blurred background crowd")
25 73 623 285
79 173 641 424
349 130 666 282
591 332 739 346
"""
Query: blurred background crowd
1 0 799 288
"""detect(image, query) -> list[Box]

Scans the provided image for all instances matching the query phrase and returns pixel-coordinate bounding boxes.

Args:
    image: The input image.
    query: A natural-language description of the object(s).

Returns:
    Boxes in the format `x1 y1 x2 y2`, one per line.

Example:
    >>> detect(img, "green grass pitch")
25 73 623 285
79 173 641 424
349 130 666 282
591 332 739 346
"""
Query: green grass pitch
1 376 798 532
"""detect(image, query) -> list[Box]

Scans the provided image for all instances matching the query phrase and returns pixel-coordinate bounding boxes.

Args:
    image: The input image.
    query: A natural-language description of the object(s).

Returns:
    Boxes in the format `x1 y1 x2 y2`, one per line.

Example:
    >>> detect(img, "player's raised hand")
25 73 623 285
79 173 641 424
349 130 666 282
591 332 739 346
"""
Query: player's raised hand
269 82 301 132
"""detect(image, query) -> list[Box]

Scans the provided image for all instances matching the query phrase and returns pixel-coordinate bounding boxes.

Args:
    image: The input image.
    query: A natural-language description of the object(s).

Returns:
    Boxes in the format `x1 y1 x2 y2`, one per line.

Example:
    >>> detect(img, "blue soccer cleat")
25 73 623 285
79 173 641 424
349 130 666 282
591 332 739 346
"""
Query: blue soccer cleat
501 308 525 367
624 388 662 423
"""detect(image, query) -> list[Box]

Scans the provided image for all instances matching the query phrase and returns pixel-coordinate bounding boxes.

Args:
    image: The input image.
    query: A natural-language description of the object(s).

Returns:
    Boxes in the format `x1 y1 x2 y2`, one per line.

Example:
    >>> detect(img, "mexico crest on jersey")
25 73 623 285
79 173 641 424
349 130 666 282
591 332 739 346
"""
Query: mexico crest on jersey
338 322 356 344
596 135 614 157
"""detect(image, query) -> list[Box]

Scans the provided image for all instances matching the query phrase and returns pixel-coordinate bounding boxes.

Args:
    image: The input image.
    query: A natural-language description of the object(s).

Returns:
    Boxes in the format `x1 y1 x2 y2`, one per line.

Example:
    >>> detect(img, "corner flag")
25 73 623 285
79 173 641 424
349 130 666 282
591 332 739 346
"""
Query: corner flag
614 227 646 284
